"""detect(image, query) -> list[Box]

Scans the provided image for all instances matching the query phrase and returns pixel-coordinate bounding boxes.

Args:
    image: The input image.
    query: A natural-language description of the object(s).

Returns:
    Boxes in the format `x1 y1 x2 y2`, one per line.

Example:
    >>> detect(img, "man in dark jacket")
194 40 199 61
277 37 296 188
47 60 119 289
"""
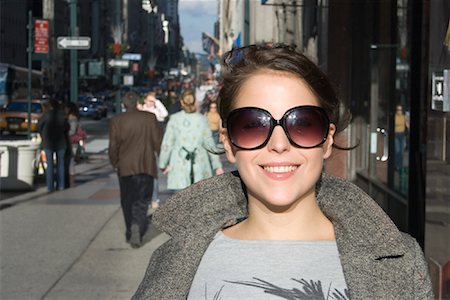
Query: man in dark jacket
109 91 162 248
38 99 69 192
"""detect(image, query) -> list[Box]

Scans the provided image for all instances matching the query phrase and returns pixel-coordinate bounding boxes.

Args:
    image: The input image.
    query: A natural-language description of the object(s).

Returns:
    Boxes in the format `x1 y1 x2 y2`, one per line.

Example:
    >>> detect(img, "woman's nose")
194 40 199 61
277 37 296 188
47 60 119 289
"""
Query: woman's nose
266 125 290 153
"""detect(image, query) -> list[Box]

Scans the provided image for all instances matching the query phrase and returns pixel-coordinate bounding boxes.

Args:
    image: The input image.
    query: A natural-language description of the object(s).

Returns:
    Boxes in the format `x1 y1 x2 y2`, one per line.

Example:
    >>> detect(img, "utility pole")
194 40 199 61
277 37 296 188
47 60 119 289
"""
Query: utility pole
27 10 33 139
115 0 122 115
70 0 78 104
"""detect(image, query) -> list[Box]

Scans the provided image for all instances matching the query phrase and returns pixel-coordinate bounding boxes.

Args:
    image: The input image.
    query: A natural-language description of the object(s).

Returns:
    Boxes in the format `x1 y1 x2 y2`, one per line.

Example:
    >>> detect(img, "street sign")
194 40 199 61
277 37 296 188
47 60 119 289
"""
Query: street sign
122 53 142 61
34 19 49 54
79 60 105 78
108 59 129 68
57 36 91 50
123 75 134 86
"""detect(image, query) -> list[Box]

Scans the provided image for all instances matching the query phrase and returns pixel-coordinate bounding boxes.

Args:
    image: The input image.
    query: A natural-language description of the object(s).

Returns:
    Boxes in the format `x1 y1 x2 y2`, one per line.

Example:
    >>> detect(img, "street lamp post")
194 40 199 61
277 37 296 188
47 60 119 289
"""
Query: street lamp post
161 16 170 98
27 10 32 140
142 1 157 85
69 0 78 104
162 17 170 76
114 0 122 115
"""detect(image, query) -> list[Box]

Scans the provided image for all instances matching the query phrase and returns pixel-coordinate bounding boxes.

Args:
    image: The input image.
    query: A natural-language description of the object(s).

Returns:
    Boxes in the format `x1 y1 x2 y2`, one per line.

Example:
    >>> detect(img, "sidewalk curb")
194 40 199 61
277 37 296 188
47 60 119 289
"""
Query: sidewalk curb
0 187 48 210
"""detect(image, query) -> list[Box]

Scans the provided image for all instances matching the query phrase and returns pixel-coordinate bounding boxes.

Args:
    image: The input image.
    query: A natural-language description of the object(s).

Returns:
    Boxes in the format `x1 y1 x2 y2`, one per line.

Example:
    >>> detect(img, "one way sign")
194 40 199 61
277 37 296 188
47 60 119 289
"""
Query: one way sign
57 36 91 50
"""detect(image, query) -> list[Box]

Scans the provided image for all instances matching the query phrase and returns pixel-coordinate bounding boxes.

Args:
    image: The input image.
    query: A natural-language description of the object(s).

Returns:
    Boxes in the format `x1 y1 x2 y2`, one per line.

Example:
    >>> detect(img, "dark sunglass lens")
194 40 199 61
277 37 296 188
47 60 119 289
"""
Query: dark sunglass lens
286 108 328 147
228 109 271 149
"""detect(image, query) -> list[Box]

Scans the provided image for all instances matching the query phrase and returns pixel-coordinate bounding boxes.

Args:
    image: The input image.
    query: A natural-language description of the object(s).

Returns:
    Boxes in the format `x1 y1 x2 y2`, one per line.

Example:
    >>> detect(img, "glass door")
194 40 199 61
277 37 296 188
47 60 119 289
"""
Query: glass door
368 45 392 187
356 43 410 230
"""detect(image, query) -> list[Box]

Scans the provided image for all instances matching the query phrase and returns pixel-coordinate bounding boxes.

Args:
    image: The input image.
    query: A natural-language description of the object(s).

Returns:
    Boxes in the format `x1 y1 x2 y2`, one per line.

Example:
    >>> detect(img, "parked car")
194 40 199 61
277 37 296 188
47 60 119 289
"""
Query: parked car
0 100 46 135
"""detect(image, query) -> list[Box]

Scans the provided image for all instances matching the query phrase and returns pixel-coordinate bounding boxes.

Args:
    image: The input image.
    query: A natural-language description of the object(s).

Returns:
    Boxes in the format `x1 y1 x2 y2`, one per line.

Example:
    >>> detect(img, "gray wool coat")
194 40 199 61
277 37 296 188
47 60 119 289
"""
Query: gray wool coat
133 172 434 300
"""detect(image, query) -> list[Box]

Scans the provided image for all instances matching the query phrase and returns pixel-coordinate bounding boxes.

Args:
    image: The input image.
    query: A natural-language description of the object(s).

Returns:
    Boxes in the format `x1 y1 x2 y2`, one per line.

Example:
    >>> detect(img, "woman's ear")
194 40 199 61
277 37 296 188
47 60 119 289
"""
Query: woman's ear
323 123 336 159
220 128 237 164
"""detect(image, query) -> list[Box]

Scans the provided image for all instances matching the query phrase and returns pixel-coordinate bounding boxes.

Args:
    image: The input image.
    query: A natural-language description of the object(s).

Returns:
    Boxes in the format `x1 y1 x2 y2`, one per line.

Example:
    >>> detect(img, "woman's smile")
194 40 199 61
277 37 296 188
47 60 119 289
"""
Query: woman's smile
260 162 300 180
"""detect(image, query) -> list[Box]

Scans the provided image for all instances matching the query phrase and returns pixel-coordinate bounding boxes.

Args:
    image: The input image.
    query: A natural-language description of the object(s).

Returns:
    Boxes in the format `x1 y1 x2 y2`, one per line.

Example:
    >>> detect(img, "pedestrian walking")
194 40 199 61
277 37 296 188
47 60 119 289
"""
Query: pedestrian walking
108 91 162 248
65 102 86 187
139 91 169 124
204 101 221 145
167 90 181 115
138 91 169 209
394 103 408 171
38 99 69 192
133 43 433 299
158 89 224 192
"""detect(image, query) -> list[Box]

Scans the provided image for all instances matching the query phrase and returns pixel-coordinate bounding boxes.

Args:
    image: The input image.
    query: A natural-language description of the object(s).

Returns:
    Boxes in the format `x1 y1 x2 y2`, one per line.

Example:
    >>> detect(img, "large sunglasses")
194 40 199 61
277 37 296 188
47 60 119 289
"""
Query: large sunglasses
225 106 330 150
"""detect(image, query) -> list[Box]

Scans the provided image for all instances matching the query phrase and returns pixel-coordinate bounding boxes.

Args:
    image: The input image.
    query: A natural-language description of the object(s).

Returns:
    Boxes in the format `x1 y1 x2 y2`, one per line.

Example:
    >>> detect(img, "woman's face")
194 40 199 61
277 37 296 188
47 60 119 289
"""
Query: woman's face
145 95 156 107
222 71 336 209
209 103 217 111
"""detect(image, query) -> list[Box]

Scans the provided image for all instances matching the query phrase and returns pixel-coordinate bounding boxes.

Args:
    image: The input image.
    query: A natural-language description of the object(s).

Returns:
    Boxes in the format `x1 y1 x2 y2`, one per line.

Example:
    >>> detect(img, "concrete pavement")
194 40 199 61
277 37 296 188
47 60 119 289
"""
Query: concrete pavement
0 160 174 300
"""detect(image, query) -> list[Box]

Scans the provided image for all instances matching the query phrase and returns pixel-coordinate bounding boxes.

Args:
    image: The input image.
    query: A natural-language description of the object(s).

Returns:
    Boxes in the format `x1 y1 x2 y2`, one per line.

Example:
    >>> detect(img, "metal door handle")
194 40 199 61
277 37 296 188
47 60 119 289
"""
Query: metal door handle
376 127 389 161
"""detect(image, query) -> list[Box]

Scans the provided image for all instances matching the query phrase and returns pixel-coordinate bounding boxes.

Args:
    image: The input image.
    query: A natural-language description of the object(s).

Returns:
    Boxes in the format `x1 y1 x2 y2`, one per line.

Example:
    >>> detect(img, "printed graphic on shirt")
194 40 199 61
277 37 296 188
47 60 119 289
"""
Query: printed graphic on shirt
206 277 349 300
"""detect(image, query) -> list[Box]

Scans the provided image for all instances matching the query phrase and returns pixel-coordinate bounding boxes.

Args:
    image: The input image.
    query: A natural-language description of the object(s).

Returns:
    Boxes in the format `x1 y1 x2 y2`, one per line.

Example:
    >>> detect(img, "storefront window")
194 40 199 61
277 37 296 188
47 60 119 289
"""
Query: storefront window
424 1 450 298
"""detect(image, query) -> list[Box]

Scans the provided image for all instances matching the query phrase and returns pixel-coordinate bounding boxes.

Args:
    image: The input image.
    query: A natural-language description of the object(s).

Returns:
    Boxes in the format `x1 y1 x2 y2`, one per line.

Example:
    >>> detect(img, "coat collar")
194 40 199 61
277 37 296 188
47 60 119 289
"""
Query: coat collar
153 171 408 260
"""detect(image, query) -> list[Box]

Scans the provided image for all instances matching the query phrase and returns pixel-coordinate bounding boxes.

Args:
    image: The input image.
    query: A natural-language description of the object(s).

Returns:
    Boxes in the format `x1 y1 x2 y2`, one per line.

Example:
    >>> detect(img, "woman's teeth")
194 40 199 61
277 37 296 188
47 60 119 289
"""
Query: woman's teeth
263 165 298 173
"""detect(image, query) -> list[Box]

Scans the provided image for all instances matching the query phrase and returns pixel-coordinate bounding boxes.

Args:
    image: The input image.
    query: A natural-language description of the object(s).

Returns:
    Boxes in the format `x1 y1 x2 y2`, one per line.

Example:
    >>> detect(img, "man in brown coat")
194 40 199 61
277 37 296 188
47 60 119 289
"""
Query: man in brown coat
109 91 162 248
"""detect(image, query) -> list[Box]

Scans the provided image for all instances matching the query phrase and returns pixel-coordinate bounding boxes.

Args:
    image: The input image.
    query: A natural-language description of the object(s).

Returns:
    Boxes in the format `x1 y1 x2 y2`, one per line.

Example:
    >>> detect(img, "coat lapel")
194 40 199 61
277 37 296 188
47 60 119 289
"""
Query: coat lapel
317 175 409 299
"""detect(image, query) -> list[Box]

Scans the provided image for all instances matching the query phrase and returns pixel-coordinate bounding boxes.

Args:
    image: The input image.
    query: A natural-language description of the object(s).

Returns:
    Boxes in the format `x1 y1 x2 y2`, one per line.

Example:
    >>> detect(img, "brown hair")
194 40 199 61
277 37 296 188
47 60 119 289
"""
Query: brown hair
180 89 197 113
122 91 139 109
218 43 352 149
144 91 156 98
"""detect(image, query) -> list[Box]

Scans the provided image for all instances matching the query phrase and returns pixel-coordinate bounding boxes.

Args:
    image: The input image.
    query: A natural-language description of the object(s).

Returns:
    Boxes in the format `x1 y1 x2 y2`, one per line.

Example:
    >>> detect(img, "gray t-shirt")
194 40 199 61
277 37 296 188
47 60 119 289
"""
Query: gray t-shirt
188 231 348 300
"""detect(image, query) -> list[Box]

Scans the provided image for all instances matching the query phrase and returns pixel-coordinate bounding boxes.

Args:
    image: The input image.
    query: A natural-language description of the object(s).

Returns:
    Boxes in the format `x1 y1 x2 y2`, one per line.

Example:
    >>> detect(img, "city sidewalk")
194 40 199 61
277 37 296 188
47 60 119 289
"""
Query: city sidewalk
0 160 172 300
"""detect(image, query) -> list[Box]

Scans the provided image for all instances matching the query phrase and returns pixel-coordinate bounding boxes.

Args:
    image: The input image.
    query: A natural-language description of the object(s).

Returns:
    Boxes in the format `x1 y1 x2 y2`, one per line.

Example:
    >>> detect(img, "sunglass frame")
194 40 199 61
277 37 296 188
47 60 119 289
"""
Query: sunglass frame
226 105 330 150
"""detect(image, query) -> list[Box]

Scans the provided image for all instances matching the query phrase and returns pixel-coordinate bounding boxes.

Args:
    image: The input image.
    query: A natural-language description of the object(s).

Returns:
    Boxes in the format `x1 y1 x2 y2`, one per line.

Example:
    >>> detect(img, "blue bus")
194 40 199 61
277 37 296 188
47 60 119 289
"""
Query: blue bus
0 63 43 109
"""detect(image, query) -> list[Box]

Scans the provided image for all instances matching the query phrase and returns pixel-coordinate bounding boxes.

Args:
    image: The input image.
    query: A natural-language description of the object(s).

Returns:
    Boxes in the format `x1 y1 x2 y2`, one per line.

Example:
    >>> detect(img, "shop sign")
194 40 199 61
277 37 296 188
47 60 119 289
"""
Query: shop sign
34 19 49 54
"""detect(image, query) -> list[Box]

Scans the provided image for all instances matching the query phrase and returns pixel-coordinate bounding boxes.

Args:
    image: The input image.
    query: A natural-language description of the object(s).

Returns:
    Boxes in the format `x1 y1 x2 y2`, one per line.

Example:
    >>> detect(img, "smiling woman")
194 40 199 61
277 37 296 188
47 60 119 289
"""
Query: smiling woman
133 43 434 300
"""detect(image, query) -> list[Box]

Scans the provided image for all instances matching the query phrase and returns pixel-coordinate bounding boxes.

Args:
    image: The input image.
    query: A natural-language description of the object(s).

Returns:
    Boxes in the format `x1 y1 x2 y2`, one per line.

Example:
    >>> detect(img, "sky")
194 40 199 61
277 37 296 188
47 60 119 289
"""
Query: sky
178 0 218 54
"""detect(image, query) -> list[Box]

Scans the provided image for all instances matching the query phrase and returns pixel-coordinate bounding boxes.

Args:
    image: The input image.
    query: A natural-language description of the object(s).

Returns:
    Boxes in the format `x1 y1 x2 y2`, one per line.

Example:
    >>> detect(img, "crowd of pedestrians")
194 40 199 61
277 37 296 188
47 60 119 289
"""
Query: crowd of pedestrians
37 81 224 248
108 86 224 248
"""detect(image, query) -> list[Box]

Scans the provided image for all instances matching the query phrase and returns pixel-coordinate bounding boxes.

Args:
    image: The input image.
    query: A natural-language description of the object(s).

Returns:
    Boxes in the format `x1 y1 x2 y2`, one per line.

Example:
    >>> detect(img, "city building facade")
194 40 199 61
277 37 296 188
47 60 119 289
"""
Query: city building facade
216 0 449 297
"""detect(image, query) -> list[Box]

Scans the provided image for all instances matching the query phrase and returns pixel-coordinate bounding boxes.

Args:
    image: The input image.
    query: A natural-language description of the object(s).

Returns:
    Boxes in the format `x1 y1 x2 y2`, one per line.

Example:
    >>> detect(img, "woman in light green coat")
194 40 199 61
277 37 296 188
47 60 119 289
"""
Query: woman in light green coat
159 90 224 190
